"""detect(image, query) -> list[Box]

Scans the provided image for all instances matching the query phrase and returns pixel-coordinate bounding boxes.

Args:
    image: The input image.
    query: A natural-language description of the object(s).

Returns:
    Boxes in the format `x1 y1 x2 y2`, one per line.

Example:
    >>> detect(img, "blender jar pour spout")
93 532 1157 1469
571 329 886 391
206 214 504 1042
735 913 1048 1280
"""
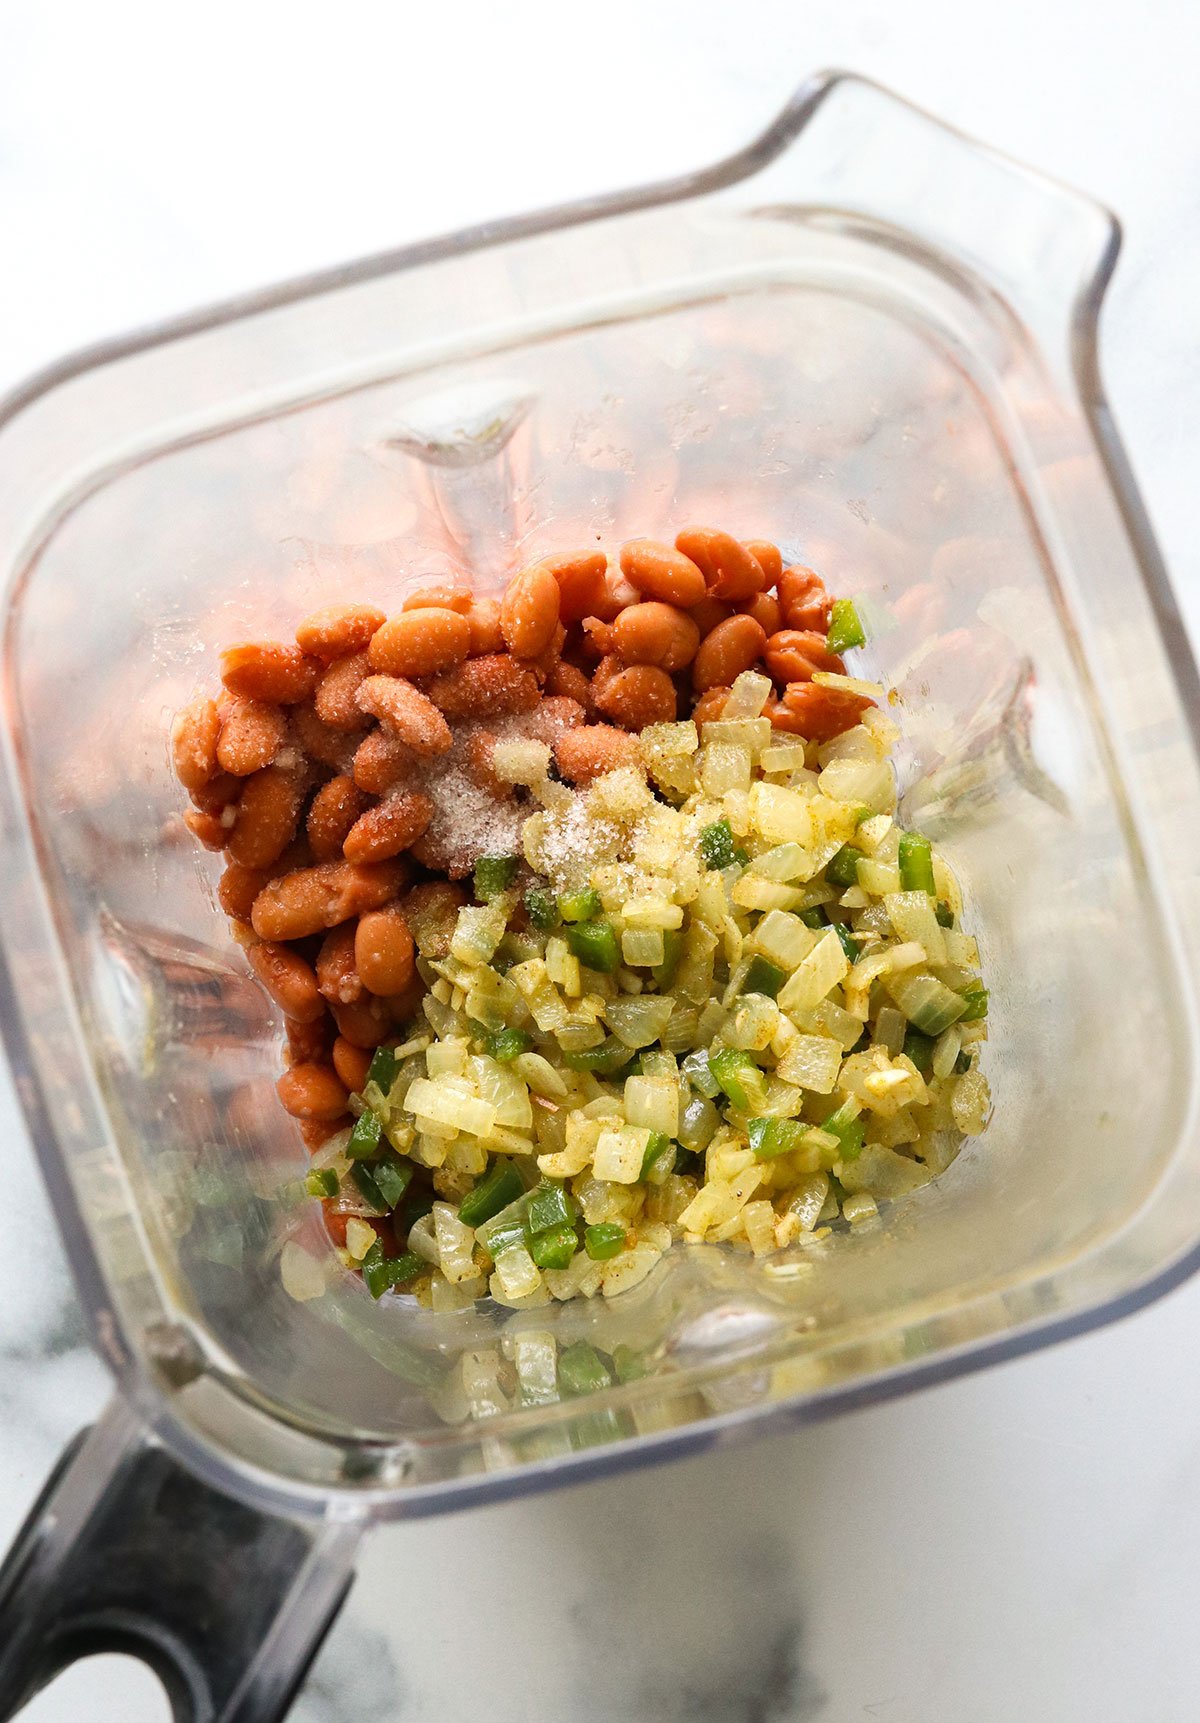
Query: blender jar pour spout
0 1398 359 1722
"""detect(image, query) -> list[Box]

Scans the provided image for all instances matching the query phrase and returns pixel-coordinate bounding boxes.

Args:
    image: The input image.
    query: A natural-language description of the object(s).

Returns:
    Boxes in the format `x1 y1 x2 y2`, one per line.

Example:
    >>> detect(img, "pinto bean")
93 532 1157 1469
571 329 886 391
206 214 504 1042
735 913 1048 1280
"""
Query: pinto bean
342 792 435 863
554 725 643 784
171 697 222 791
691 615 768 692
355 907 415 996
220 642 319 704
295 603 386 661
675 527 764 602
247 941 324 1022
355 676 453 755
367 608 471 678
618 539 707 607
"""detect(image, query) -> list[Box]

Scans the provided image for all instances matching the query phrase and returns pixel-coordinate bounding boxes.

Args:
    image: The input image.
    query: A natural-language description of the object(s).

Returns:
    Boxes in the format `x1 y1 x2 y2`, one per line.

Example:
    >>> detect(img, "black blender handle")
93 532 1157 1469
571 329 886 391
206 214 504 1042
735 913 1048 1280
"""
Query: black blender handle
0 1398 359 1723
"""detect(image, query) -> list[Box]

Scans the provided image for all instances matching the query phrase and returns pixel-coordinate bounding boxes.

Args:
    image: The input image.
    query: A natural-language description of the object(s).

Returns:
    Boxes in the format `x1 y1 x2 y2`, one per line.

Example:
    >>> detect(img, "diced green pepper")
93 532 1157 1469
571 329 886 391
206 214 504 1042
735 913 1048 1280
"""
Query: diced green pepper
611 1343 648 1383
651 926 685 989
954 1050 973 1074
361 1243 423 1299
304 1167 339 1199
744 955 786 998
799 907 826 929
350 1163 386 1210
524 885 560 930
365 1044 400 1097
826 845 865 888
565 919 620 974
747 1116 810 1160
681 1049 720 1099
558 887 601 923
829 919 859 963
935 901 955 928
474 853 519 901
959 984 989 1021
562 1036 636 1074
529 1222 578 1271
483 1216 528 1259
826 597 867 654
526 1180 576 1236
898 832 936 896
823 1099 865 1162
486 1025 533 1063
585 1223 627 1260
699 818 738 870
733 845 751 866
709 1049 769 1114
372 1156 412 1211
403 1187 436 1227
558 1341 614 1396
902 1028 934 1077
639 1131 675 1182
347 1110 383 1160
458 1161 525 1229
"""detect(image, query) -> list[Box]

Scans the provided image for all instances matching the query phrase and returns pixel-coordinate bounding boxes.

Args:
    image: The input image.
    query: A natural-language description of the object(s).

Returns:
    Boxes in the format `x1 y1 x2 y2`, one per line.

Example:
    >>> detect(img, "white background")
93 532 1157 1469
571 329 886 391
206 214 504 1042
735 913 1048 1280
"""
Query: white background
3 3 1199 1719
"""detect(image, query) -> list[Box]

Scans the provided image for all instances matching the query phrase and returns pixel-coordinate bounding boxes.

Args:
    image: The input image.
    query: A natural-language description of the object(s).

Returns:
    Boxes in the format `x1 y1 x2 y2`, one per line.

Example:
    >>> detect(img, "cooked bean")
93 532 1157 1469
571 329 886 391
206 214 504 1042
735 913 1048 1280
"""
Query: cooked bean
356 675 453 755
388 970 427 1023
400 584 473 614
591 654 623 701
295 603 386 661
741 591 782 635
581 618 614 659
779 680 873 740
462 731 511 801
423 654 540 718
251 859 408 940
284 1013 334 1066
538 549 608 623
189 771 241 816
619 539 707 607
528 621 567 685
500 565 561 659
691 685 731 726
520 695 586 743
778 565 832 633
332 1037 372 1093
316 922 363 1005
216 697 286 775
330 994 393 1049
692 615 768 692
612 602 700 672
545 659 594 713
355 907 416 996
227 767 304 868
688 596 732 637
744 539 783 586
352 729 418 795
314 652 371 729
764 694 810 734
554 724 643 784
303 1118 351 1154
592 567 640 621
220 642 319 704
597 665 677 730
368 608 471 678
343 791 434 863
247 941 324 1022
219 862 271 920
171 697 222 791
764 629 846 685
675 527 763 602
292 700 358 770
183 807 227 849
401 881 467 958
466 596 504 655
307 774 368 860
276 1062 349 1121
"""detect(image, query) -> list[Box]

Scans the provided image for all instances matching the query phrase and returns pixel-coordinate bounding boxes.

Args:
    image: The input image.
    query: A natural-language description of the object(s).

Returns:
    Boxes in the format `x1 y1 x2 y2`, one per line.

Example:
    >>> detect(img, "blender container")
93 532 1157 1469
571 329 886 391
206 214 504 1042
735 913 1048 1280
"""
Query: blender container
1 71 1198 1721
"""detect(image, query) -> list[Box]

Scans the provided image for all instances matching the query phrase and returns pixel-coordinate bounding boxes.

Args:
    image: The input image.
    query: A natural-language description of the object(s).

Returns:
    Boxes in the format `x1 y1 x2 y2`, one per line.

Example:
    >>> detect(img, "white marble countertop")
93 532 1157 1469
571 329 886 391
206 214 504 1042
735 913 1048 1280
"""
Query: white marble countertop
2 3 1199 1719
